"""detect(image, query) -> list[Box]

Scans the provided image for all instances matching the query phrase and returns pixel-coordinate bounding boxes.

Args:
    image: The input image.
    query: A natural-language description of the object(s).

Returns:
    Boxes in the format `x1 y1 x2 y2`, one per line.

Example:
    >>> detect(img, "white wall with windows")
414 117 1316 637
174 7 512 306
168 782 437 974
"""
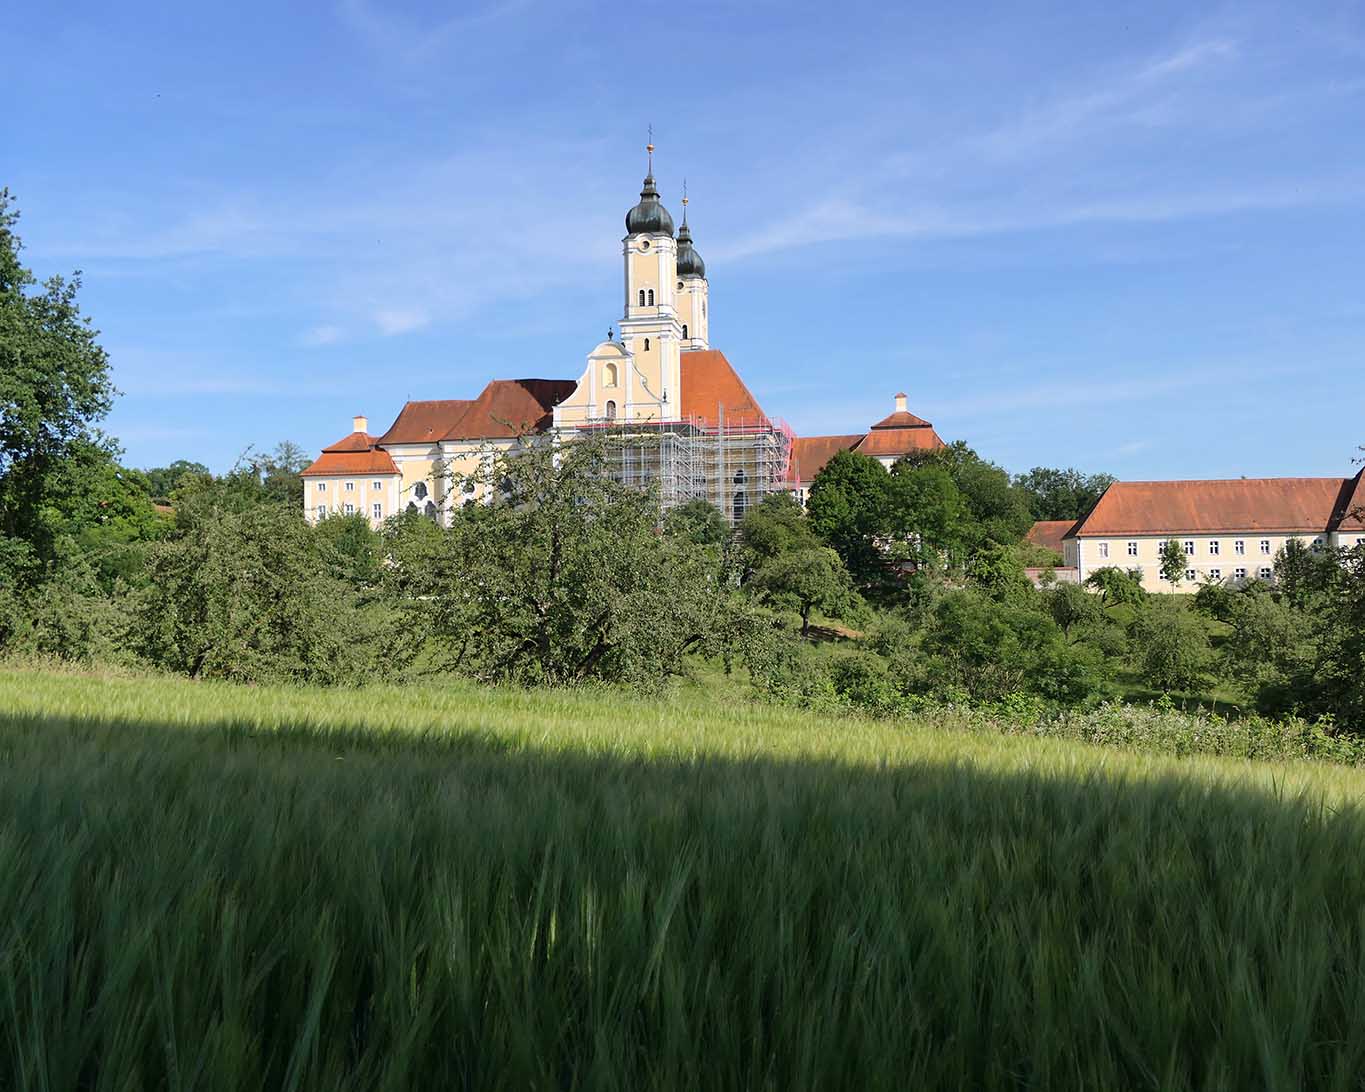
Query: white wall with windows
1069 531 1323 592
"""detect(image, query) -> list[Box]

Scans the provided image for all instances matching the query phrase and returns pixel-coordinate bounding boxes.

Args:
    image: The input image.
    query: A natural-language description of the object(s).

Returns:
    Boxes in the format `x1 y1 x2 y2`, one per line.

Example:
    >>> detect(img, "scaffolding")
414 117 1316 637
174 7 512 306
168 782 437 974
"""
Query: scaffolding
575 411 794 523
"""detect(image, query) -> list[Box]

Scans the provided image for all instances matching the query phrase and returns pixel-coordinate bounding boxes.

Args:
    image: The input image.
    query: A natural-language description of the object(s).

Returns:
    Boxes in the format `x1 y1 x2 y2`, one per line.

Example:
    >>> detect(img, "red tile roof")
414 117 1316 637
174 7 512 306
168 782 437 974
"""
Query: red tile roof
870 408 934 430
378 400 473 445
1332 469 1365 531
322 430 379 453
789 435 864 483
1026 520 1076 555
857 425 946 457
301 447 398 477
445 379 577 439
1070 478 1355 537
681 350 768 426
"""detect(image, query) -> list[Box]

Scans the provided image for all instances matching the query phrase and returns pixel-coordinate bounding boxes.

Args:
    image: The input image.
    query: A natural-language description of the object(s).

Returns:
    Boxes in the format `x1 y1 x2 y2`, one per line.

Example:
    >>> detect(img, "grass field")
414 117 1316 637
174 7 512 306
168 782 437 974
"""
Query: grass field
5 665 1365 1089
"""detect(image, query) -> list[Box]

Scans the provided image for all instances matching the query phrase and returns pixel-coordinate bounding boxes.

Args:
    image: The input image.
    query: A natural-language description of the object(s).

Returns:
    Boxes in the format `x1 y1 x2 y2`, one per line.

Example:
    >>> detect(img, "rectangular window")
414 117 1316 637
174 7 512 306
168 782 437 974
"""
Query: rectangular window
372 502 382 520
1259 566 1273 579
317 482 327 492
372 481 382 491
1357 537 1365 546
1208 540 1220 556
316 506 326 519
1182 540 1195 554
345 481 355 492
1208 568 1221 581
1234 567 1246 581
1127 541 1138 557
1185 568 1196 582
1312 537 1324 553
1234 539 1245 555
344 503 354 515
1260 539 1271 554
1098 542 1109 559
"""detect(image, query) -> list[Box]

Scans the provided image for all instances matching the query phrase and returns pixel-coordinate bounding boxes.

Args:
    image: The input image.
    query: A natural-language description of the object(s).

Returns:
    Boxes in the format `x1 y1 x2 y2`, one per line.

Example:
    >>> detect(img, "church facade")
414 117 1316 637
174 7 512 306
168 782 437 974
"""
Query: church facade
301 149 943 525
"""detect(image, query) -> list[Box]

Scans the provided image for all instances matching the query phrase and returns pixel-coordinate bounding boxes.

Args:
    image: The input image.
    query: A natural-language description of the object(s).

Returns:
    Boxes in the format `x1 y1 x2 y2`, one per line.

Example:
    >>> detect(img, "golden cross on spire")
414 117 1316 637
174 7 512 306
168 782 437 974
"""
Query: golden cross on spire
646 123 654 174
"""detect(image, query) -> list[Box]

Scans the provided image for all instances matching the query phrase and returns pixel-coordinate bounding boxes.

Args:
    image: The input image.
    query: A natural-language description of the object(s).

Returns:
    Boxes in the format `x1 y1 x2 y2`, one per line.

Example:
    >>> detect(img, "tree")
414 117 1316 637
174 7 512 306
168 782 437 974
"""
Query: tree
1085 566 1146 607
0 189 116 576
885 464 970 569
136 503 369 685
1046 581 1105 639
806 449 892 587
897 441 1033 546
1014 467 1115 521
398 437 765 689
251 441 311 507
664 498 728 547
750 545 860 637
1159 538 1188 589
144 459 209 503
1128 599 1213 693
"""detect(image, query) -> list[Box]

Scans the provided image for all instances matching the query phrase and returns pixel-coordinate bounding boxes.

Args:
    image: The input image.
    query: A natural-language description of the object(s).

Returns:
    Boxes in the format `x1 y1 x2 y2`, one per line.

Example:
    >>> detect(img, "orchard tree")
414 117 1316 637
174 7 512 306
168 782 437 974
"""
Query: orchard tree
0 189 116 577
750 545 860 637
664 498 728 547
806 449 891 586
1159 538 1188 589
1085 566 1147 607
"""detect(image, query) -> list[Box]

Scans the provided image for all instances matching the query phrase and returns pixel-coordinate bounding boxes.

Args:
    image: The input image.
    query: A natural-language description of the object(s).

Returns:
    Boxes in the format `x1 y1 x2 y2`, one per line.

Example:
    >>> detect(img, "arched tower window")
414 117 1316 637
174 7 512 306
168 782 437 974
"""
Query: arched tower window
682 323 688 340
605 399 617 422
644 337 650 351
604 361 618 387
638 289 646 307
733 491 747 522
414 481 428 500
647 289 654 305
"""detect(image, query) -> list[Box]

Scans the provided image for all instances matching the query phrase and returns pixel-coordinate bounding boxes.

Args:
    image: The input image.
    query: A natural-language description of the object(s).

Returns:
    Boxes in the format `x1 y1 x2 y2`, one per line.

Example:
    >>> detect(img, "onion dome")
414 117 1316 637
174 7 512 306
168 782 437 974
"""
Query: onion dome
676 218 705 278
625 170 675 236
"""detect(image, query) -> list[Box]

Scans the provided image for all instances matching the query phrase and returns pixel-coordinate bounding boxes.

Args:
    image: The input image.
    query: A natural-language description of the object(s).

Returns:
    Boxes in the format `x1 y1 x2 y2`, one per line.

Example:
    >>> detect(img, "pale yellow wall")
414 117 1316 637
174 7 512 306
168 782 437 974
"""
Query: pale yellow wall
303 473 400 528
676 276 708 348
1073 531 1324 591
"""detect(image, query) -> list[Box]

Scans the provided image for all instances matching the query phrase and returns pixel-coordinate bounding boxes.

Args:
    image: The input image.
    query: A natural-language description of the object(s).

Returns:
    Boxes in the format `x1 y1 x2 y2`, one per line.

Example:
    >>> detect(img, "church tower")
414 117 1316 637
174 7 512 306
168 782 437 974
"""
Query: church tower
675 185 709 351
617 139 683 419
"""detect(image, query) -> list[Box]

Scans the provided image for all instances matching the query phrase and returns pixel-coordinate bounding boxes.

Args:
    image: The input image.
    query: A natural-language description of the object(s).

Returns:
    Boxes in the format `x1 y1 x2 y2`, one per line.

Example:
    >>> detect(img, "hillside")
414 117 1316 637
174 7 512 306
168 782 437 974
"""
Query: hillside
4 665 1365 1088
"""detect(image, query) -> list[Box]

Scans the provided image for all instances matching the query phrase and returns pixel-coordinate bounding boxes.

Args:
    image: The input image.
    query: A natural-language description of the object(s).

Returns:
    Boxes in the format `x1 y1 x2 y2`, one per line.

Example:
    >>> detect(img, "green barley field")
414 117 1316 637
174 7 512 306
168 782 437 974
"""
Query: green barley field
6 666 1365 1089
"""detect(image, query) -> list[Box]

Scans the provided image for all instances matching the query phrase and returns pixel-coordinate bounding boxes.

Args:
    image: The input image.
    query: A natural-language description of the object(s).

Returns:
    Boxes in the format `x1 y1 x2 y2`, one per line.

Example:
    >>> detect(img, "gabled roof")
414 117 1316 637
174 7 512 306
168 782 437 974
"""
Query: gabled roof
323 431 380 453
870 408 934 431
1069 478 1353 537
378 400 472 445
788 435 864 484
857 425 946 457
681 349 768 426
301 431 399 477
1026 520 1076 555
1330 469 1365 532
445 379 577 440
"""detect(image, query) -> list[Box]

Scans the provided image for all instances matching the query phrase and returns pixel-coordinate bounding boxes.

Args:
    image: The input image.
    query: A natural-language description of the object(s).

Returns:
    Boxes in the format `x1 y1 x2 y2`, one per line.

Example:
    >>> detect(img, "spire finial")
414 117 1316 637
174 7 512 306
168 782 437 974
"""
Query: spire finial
646 124 654 176
681 177 688 224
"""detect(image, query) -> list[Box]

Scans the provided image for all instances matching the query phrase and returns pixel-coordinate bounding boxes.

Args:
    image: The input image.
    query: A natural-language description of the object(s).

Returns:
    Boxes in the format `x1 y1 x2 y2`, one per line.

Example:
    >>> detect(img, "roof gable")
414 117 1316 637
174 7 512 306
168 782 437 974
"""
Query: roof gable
1330 469 1365 532
870 409 934 430
444 379 577 440
681 349 768 426
1026 520 1076 555
378 400 472 445
789 435 865 483
322 430 380 453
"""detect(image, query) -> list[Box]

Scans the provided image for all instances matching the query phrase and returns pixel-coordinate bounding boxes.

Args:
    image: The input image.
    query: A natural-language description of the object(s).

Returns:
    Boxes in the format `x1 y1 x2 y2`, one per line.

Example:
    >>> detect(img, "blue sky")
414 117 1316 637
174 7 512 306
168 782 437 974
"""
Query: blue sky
5 1 1364 479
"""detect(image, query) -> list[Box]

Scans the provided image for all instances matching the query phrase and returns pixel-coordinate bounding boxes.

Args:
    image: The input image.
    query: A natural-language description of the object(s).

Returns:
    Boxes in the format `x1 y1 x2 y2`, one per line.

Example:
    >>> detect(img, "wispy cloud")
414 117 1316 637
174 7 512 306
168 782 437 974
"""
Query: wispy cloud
301 324 345 347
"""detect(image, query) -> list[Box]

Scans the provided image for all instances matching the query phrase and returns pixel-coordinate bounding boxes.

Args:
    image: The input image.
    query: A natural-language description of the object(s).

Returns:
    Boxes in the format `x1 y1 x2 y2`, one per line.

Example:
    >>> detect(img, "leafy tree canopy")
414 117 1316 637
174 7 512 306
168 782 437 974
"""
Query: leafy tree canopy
1013 466 1115 521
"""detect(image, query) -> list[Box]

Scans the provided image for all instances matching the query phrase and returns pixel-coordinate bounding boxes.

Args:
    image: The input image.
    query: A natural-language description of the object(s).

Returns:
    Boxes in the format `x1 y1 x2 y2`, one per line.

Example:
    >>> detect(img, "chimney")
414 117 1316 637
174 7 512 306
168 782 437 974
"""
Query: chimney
894 392 907 414
353 414 368 434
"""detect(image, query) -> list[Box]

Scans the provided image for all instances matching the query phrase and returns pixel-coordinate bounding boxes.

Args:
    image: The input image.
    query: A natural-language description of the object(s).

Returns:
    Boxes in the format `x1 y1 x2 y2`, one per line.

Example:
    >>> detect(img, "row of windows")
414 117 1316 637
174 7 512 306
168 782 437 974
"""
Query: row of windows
1096 537 1304 560
637 289 655 306
1183 567 1275 583
317 480 386 492
316 503 384 520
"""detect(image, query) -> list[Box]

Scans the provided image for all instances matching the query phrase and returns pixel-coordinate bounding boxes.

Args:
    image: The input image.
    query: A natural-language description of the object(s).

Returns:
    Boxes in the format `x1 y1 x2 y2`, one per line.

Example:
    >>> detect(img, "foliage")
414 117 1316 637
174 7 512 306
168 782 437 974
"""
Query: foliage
1045 581 1105 638
1085 566 1146 606
663 497 728 547
397 437 767 689
805 448 891 587
135 503 369 685
884 463 970 569
1128 598 1214 693
750 545 860 636
1013 466 1115 521
143 458 209 503
1159 537 1188 588
0 189 117 573
898 441 1034 546
738 491 817 562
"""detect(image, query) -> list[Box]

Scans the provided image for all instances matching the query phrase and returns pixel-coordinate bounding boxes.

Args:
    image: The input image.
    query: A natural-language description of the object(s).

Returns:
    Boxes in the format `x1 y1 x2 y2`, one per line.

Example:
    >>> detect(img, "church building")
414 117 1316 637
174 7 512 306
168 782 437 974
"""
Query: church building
301 145 941 525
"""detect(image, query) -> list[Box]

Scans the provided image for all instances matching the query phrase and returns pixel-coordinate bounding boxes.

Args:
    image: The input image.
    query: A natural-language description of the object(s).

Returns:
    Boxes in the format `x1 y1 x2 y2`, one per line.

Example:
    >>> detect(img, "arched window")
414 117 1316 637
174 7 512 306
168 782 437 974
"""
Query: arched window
734 468 747 485
424 501 437 520
605 399 617 422
643 337 650 351
604 361 618 387
682 323 688 340
638 289 646 307
647 289 654 305
414 480 428 500
733 491 747 522
406 501 417 514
